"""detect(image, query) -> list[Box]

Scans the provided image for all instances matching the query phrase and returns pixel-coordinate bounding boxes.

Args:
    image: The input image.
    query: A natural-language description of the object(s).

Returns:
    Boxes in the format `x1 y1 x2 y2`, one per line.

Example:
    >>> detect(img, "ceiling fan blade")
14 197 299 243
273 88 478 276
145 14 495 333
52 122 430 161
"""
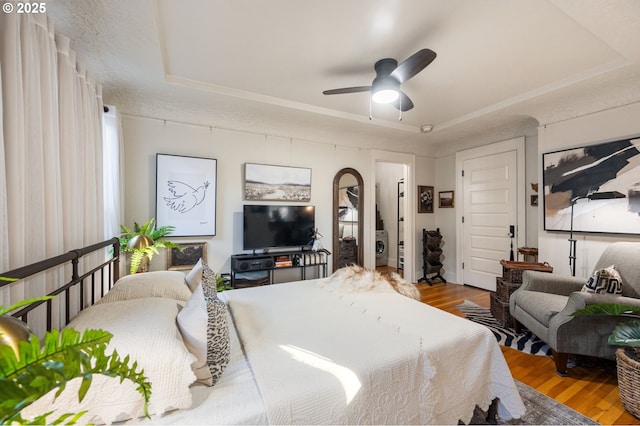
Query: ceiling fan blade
390 48 437 83
323 86 371 95
393 91 414 112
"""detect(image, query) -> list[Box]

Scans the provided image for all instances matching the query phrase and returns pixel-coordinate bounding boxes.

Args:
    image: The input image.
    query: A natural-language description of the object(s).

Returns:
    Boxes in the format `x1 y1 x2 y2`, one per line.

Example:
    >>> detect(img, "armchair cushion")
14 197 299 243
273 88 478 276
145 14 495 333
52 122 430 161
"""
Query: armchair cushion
512 292 569 328
581 265 622 294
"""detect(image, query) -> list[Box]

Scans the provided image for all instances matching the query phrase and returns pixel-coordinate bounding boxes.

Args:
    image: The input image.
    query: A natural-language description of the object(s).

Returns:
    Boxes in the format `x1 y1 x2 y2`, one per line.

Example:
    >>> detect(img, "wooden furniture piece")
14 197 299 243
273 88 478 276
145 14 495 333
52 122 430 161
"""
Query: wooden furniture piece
517 247 538 263
230 249 330 288
418 228 446 285
491 260 553 328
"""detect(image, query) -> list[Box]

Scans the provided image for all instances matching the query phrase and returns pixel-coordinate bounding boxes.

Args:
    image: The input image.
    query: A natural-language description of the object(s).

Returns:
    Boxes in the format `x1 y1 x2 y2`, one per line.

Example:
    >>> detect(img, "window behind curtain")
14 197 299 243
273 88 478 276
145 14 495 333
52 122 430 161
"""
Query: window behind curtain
102 105 123 243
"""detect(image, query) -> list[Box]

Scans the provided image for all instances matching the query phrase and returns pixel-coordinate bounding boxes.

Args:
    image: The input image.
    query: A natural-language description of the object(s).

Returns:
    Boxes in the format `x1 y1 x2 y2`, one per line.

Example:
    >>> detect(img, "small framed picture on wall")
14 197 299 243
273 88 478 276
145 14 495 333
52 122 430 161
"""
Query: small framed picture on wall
438 190 454 208
167 242 207 270
418 185 434 213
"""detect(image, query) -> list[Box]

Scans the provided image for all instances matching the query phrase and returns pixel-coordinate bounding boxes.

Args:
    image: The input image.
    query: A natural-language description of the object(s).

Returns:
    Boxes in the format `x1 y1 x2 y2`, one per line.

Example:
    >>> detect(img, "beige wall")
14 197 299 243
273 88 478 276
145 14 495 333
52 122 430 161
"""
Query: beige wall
121 101 640 282
122 115 373 275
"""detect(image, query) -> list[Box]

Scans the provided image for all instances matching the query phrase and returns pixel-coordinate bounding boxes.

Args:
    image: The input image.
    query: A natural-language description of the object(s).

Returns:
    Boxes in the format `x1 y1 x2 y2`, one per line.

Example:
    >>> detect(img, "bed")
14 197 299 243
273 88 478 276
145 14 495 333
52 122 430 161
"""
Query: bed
1 239 525 424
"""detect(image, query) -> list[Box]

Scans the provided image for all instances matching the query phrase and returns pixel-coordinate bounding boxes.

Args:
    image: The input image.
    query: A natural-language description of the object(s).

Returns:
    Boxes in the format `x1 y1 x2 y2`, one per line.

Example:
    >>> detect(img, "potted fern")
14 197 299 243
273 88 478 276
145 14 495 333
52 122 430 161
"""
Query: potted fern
119 218 181 274
573 303 640 418
0 298 151 424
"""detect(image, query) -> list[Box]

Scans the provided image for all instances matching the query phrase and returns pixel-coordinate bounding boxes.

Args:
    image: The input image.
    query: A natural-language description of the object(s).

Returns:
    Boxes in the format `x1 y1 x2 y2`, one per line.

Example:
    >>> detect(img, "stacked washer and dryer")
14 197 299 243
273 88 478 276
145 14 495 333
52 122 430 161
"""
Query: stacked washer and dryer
375 230 389 266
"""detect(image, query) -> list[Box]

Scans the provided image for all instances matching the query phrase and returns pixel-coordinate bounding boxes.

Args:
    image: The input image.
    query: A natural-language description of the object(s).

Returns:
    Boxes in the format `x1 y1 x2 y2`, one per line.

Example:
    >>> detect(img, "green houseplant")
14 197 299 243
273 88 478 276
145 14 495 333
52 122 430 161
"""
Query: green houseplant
0 298 151 424
573 302 640 418
572 303 640 353
119 218 181 274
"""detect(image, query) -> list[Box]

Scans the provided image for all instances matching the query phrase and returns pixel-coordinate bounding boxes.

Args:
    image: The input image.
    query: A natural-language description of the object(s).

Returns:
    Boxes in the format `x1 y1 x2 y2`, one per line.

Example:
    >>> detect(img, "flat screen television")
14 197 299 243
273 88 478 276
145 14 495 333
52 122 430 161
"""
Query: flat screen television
243 205 315 251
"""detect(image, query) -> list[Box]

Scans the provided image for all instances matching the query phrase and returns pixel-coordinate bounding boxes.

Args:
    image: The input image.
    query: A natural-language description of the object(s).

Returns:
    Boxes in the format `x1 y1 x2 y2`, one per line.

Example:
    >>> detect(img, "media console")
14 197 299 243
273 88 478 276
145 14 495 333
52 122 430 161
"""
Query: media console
230 249 331 288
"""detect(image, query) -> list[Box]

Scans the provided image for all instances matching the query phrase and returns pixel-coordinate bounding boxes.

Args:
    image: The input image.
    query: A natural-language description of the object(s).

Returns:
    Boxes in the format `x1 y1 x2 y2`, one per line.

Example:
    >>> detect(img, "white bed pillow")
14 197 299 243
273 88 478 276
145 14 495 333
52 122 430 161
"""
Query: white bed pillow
22 298 197 424
99 270 192 303
177 284 211 383
177 265 230 386
184 258 204 292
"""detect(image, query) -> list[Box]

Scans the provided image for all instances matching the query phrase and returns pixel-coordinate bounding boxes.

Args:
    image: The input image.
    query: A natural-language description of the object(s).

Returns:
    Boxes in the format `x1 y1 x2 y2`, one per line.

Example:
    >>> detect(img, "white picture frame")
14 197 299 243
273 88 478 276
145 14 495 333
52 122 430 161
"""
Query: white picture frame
156 153 217 236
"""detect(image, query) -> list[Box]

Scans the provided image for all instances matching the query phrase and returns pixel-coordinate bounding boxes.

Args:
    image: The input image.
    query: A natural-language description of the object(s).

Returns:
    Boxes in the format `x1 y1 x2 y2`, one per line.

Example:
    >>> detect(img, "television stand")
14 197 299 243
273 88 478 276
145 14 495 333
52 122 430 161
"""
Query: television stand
230 249 331 288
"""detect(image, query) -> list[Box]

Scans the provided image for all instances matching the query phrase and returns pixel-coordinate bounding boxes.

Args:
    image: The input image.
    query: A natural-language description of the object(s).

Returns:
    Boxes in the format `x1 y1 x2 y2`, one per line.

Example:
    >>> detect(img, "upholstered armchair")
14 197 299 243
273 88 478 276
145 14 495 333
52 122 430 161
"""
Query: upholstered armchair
509 242 640 375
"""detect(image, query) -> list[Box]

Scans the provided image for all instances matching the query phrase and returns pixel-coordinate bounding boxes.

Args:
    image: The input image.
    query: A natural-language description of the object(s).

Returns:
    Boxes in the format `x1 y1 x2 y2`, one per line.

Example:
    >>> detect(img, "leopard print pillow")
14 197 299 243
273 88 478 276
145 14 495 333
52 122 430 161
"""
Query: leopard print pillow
202 265 230 386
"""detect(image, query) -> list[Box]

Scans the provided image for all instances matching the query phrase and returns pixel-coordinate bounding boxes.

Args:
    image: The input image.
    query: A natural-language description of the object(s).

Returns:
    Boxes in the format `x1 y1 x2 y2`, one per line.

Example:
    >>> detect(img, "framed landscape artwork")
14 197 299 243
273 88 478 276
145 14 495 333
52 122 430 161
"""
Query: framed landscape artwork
542 136 640 235
244 163 311 201
167 242 207 270
438 190 454 208
156 154 217 236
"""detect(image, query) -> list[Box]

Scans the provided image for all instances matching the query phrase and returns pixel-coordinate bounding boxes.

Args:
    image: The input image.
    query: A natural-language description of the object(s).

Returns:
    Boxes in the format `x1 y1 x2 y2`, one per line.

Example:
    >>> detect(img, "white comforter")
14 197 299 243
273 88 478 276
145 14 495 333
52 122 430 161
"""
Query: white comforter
223 278 525 425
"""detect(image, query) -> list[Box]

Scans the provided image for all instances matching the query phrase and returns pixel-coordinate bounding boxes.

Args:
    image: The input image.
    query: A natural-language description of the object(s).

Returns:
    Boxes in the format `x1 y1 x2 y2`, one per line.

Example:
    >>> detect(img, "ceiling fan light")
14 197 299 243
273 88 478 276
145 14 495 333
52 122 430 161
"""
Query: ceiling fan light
372 88 399 104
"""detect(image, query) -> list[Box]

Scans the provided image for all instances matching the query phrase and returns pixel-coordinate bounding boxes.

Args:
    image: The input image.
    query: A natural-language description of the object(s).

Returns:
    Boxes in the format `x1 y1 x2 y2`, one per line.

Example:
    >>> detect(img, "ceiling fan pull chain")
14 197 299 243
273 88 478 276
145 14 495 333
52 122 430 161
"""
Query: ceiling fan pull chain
398 97 402 121
369 96 372 120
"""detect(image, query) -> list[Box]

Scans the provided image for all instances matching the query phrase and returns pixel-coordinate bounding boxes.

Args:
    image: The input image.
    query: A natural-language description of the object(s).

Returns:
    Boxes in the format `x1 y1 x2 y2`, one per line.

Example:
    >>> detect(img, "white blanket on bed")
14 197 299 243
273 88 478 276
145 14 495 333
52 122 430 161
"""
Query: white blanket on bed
224 278 525 425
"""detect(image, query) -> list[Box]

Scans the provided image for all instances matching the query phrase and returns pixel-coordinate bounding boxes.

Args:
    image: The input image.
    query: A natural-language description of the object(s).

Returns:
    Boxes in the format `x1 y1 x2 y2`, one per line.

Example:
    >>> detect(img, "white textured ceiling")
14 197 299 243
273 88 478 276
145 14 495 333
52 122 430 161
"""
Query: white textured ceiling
46 0 640 156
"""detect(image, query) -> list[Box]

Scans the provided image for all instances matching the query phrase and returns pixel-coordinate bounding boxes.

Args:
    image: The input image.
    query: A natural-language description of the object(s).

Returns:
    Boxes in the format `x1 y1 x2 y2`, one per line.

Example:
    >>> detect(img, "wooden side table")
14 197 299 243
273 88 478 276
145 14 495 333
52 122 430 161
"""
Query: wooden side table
517 247 538 263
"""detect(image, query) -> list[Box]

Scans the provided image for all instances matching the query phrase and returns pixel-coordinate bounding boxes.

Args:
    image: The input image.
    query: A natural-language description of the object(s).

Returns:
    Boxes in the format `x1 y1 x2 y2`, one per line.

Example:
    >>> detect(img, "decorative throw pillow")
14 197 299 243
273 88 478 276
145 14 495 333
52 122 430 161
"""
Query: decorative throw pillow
99 270 192 303
177 283 212 384
582 265 623 294
185 258 204 292
177 265 230 386
22 298 197 424
202 265 231 386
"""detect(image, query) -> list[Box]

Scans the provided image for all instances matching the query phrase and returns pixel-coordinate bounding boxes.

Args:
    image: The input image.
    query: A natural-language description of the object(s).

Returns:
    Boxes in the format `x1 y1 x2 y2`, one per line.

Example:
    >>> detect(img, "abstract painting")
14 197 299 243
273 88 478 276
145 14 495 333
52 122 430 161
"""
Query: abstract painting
156 154 217 236
543 137 640 234
338 185 358 239
338 185 358 221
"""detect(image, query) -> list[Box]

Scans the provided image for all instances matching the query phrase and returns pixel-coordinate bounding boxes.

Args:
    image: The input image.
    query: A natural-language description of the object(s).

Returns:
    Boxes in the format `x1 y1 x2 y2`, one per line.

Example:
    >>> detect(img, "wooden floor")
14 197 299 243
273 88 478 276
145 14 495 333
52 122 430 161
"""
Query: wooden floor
413 280 640 425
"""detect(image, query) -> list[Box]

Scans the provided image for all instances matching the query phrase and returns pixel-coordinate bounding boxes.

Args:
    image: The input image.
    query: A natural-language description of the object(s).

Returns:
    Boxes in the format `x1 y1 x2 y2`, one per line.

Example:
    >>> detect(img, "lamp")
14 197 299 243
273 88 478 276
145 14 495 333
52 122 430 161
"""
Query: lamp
126 235 154 250
0 315 31 357
371 78 399 104
127 235 154 273
569 190 626 276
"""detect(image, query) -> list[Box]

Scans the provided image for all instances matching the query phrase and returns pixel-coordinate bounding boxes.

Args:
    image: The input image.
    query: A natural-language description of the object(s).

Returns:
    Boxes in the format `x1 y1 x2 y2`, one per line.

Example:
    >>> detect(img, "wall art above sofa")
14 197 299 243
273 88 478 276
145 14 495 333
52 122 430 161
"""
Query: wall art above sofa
543 137 640 235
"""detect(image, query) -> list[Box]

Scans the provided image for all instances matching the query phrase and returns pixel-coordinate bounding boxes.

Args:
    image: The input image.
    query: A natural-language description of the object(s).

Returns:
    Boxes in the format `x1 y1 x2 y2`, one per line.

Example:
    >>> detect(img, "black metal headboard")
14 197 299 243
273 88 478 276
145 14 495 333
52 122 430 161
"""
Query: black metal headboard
0 238 120 332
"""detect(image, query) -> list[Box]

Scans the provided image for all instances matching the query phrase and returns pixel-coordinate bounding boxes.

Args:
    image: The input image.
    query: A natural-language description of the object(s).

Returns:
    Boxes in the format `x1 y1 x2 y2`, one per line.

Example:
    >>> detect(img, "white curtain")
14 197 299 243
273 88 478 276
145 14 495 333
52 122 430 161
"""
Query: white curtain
0 13 105 332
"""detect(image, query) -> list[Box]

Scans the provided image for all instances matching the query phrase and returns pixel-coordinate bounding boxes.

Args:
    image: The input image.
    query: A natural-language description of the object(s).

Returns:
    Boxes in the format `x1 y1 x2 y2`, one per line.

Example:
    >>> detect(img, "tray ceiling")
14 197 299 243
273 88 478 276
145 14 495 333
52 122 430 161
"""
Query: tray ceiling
46 0 640 155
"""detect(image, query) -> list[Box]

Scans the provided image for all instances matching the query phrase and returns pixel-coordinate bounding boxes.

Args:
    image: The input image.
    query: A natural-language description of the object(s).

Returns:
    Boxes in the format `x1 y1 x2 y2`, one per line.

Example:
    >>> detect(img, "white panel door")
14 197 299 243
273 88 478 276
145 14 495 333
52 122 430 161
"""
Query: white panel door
462 150 517 290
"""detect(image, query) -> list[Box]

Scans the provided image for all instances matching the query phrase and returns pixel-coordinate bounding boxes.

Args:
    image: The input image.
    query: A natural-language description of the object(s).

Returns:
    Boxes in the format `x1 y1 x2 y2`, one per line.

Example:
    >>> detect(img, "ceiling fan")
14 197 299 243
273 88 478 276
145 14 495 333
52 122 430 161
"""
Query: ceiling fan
323 48 437 112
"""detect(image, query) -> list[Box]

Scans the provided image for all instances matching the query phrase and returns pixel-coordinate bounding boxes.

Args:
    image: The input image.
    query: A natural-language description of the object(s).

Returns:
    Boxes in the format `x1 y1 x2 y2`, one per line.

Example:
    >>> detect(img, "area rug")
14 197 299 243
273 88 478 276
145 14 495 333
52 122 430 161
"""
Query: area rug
457 300 552 356
468 380 599 425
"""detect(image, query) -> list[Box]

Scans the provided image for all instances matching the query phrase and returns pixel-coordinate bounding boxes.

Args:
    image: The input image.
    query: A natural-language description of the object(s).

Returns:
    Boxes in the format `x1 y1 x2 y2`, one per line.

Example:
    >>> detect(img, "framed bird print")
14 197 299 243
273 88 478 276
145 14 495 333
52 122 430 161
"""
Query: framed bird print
156 153 217 236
